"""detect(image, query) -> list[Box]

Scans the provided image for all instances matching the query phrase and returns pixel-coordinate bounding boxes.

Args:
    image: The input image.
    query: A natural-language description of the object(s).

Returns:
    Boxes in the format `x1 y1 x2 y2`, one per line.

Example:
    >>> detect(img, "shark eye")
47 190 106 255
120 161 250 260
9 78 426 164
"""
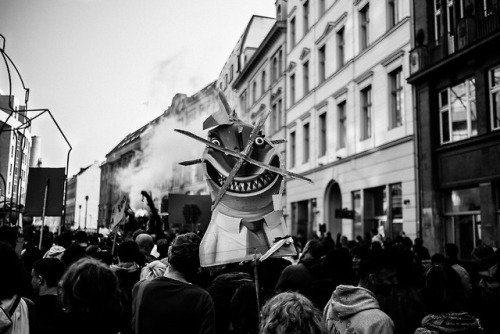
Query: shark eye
255 136 265 146
211 138 221 146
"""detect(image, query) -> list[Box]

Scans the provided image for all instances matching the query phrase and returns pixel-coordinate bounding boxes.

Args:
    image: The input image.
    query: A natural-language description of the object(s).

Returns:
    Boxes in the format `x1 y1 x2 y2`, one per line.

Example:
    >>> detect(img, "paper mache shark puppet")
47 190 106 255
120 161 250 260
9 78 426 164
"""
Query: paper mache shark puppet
175 90 312 267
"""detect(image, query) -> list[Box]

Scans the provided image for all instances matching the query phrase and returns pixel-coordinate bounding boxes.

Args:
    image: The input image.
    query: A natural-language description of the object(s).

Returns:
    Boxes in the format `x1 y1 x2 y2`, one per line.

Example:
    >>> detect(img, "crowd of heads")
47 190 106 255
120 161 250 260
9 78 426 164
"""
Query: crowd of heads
0 221 499 334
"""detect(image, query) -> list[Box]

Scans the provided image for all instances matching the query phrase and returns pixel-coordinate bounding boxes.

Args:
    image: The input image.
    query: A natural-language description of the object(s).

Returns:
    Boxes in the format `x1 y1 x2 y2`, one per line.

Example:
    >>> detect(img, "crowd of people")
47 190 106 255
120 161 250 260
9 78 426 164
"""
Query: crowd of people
0 223 499 334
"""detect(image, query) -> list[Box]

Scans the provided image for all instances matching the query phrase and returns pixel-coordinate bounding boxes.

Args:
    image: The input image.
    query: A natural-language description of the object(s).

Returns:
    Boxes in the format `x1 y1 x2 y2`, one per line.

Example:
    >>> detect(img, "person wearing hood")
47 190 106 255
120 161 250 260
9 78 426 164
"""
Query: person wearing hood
275 239 327 308
323 249 397 334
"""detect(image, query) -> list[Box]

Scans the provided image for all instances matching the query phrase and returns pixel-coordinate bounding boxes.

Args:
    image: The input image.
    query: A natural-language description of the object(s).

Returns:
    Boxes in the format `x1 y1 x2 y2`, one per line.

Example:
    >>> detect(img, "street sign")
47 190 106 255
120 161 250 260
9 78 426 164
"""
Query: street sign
110 196 128 230
335 208 355 219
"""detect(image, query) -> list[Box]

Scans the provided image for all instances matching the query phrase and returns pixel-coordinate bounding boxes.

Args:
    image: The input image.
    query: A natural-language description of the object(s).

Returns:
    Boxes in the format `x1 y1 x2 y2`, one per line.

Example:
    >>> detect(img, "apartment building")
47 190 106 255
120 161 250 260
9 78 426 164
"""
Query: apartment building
408 0 500 255
284 0 417 241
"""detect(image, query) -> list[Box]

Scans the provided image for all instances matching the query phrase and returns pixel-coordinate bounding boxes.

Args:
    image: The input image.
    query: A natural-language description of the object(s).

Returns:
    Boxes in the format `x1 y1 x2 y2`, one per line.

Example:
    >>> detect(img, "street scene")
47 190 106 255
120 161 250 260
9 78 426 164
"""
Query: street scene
1 0 500 333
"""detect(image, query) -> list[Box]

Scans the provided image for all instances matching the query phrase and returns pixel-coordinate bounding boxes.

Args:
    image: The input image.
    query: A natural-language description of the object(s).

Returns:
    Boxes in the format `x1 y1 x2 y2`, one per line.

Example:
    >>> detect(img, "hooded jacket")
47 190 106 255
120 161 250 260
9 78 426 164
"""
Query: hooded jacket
323 285 395 334
414 313 483 334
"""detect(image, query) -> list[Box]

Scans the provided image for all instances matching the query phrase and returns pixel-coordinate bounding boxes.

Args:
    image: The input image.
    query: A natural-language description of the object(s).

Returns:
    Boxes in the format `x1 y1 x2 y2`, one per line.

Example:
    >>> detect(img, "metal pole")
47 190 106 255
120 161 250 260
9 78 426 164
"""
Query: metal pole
84 195 88 230
78 205 82 229
38 178 49 250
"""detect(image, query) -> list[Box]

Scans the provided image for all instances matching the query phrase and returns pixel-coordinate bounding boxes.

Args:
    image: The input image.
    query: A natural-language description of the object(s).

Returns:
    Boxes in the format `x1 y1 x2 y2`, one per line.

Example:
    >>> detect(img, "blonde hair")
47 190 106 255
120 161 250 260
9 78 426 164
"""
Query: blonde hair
259 292 327 334
140 260 167 281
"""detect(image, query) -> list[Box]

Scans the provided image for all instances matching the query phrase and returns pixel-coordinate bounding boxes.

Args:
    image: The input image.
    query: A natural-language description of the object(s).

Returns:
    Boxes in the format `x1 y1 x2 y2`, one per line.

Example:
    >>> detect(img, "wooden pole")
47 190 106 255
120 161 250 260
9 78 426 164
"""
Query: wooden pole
253 248 261 313
111 224 119 257
38 178 49 250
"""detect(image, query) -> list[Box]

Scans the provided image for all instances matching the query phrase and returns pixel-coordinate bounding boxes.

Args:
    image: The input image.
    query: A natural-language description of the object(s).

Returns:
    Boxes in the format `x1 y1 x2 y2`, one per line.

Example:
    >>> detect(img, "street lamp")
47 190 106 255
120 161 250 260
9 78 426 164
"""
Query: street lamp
78 205 82 229
84 195 89 231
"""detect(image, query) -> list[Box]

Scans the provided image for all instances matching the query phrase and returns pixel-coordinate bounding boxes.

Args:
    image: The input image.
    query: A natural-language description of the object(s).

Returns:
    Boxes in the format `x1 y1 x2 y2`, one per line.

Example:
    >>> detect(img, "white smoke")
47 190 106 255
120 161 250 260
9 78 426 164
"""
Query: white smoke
113 102 215 211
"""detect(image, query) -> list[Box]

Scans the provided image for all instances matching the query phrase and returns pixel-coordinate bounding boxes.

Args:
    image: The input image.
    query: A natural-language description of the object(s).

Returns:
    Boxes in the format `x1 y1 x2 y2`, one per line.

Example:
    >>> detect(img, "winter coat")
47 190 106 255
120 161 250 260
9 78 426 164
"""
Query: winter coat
414 312 483 334
323 285 395 334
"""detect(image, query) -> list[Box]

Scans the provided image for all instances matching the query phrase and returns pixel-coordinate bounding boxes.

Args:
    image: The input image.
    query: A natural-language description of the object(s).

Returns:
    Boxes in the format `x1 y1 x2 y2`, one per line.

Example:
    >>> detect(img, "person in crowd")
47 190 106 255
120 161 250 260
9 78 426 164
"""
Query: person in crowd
132 232 215 334
0 242 35 334
155 238 170 260
110 239 141 334
60 243 86 269
413 237 431 264
259 291 327 334
135 233 156 265
275 239 326 308
139 260 167 281
59 257 124 334
230 282 259 334
43 232 71 260
445 243 473 298
31 258 66 334
415 263 483 334
207 271 253 334
323 249 396 334
74 230 89 248
472 245 500 334
371 227 384 248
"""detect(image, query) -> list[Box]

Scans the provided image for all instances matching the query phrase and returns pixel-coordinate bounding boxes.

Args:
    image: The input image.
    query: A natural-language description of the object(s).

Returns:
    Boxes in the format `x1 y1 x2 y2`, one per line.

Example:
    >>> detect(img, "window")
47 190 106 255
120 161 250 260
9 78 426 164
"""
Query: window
261 71 266 95
337 28 345 68
389 67 404 129
360 4 370 50
388 0 398 29
353 191 362 238
290 131 296 167
319 113 327 156
338 101 347 148
290 17 296 48
272 57 278 82
224 74 228 89
252 81 257 103
279 50 283 76
444 187 481 259
303 61 309 95
439 78 477 143
303 123 310 163
230 65 234 82
489 66 500 130
277 98 283 129
290 74 296 104
318 45 326 83
240 91 247 113
272 103 278 132
303 0 310 35
319 0 326 16
434 0 441 42
361 86 372 140
447 0 455 53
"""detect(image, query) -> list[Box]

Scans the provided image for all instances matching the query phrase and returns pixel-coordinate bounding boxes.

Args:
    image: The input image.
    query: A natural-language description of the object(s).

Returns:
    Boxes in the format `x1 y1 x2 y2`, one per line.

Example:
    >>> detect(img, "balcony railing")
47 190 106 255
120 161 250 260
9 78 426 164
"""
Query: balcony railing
410 2 500 75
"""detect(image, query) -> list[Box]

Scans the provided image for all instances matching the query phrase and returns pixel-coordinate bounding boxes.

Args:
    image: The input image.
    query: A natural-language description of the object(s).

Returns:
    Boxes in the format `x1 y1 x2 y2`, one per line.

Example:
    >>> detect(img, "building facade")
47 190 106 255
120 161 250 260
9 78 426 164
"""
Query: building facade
0 93 31 223
283 0 417 241
408 0 500 256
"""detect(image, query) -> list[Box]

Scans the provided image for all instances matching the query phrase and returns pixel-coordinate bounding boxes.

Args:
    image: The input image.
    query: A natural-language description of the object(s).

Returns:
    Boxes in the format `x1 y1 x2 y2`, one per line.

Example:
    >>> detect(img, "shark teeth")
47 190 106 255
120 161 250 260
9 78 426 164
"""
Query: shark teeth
215 171 277 193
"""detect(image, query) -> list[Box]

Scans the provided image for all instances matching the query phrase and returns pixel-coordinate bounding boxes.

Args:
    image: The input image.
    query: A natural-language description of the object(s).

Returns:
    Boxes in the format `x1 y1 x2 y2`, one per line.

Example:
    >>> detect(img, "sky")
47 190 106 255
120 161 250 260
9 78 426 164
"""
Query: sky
0 0 276 176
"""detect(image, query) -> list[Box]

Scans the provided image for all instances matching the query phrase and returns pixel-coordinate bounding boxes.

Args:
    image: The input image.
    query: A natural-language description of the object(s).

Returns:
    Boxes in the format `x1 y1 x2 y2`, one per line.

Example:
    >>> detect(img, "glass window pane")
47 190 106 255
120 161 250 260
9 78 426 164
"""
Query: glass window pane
492 67 500 87
440 90 448 107
441 110 450 142
493 92 500 129
353 191 362 237
444 187 480 212
390 183 403 219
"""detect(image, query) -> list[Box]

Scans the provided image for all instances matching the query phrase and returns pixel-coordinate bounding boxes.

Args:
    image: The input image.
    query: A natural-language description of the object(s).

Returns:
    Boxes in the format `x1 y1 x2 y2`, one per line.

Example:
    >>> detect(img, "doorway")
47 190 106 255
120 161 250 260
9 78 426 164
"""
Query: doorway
325 181 342 237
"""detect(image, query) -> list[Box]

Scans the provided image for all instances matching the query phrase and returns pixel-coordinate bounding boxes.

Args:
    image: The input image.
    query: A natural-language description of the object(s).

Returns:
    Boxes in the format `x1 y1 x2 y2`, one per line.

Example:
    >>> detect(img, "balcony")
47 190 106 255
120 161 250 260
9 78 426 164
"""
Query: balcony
410 3 500 75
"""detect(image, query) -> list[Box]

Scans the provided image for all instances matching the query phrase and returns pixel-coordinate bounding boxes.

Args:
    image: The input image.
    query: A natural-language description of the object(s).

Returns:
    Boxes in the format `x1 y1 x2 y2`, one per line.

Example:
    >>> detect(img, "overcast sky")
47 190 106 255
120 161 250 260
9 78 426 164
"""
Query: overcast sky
0 0 275 176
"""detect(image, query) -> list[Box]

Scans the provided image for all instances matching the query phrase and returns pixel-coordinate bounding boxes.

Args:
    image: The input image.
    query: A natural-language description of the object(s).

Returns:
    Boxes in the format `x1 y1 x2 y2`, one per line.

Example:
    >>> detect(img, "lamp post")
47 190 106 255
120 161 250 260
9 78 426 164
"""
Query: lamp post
84 195 89 231
78 205 82 230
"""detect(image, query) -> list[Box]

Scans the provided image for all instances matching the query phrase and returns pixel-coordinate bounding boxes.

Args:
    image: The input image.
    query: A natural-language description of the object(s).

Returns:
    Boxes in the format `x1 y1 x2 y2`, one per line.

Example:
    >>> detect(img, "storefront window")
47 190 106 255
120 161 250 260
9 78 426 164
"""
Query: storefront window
352 191 362 238
444 187 481 258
